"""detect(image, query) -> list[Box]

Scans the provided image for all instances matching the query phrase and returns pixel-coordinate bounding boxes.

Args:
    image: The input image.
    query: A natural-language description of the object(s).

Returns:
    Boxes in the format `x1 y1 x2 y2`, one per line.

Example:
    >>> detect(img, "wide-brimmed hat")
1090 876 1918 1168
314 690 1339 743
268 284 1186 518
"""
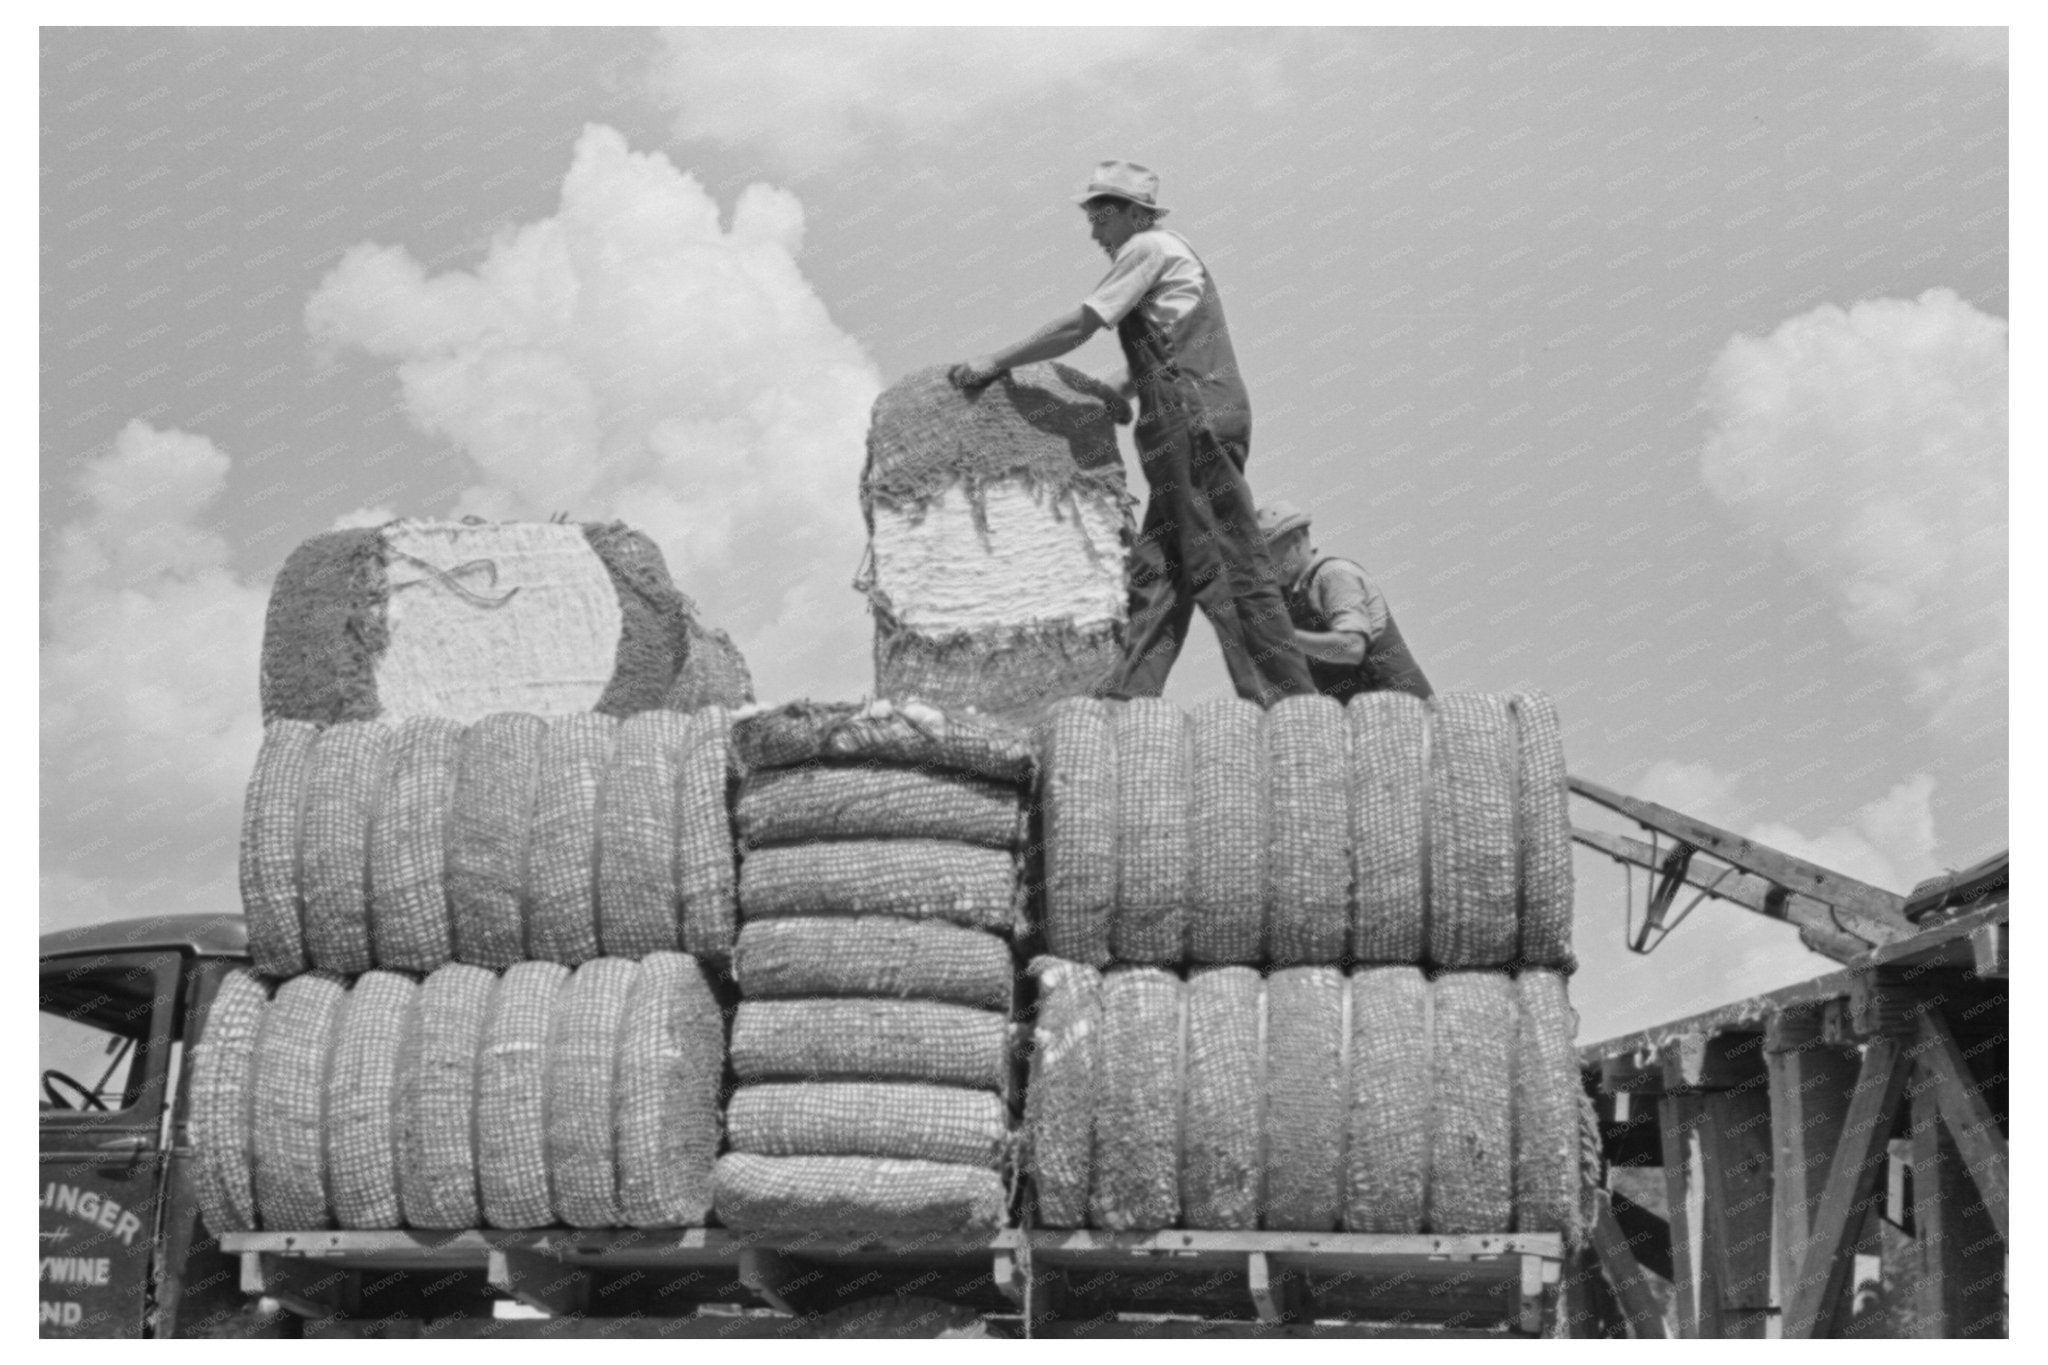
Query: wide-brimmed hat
1073 160 1171 215
1257 501 1312 542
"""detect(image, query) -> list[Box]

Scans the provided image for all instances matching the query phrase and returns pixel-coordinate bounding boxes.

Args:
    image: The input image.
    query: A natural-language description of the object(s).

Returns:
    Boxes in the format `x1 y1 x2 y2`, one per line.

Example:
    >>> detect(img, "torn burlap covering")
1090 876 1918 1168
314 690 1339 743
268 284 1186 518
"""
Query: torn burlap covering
595 710 687 958
259 527 387 725
582 521 733 716
368 716 462 973
477 961 568 1229
1187 699 1266 964
326 971 417 1229
1182 967 1261 1230
862 362 1126 522
1343 966 1429 1233
1510 693 1576 971
616 952 723 1229
300 720 390 975
1513 970 1582 1241
734 916 1014 1012
1089 966 1181 1231
873 619 1124 726
1347 692 1427 966
1428 693 1519 969
240 720 319 978
190 968 270 1236
398 963 495 1231
1265 696 1351 966
664 620 756 711
736 762 1025 850
731 999 1012 1091
712 1153 1007 1237
728 1082 1010 1169
251 971 349 1231
738 840 1021 933
1038 697 1117 967
1023 957 1101 1229
1427 972 1514 1234
731 699 1035 785
1111 699 1191 963
1263 967 1347 1231
526 713 618 966
446 712 544 970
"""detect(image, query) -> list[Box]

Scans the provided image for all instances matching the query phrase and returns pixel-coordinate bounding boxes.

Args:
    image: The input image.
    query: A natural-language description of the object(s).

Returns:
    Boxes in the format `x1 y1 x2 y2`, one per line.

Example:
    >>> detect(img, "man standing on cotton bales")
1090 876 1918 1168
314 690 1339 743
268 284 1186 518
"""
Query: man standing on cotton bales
1259 500 1435 702
950 160 1314 707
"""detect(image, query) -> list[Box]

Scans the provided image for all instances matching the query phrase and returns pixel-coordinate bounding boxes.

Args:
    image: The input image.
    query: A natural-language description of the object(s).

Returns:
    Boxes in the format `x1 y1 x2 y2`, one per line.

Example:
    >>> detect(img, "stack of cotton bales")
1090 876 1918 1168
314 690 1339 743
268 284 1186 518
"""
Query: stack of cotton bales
712 701 1034 1237
1025 690 1582 1238
860 364 1134 721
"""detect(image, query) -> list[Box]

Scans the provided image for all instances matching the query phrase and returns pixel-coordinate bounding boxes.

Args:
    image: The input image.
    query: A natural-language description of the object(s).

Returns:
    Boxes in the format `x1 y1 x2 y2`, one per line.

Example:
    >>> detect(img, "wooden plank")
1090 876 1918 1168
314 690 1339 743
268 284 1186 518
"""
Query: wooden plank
1902 851 2008 922
1764 1017 1860 1317
1661 1031 1767 1092
1780 1037 1910 1339
1568 778 1912 927
1587 1196 1669 1338
1247 1251 1283 1324
239 1252 360 1319
1658 1094 1707 1336
1911 1069 2005 1338
486 1247 587 1317
1581 971 1862 1070
1915 1011 2009 1244
1852 903 2009 973
736 1248 805 1315
1696 1085 1775 1337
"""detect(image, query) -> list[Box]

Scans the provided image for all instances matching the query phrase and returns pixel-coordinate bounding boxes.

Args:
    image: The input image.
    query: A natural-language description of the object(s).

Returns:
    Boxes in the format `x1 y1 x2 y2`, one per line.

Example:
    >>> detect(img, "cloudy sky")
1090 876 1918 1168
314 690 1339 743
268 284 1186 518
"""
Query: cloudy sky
40 27 2007 1041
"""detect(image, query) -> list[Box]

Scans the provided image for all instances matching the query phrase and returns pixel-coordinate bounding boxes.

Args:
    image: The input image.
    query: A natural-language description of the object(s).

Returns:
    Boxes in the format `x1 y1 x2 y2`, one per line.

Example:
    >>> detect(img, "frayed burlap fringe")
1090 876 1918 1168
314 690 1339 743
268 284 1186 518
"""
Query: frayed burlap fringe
874 619 1123 725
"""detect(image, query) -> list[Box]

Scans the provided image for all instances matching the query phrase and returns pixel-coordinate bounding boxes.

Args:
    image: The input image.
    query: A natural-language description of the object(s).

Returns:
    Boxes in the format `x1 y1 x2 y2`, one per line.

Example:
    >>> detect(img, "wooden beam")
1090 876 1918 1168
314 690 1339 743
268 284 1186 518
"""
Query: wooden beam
1915 1011 2009 1244
1781 1036 1911 1339
1911 1070 2006 1337
1661 1031 1767 1092
1765 1017 1861 1319
1247 1251 1290 1325
1659 1094 1707 1336
1568 777 1913 933
1696 1085 1775 1337
486 1247 587 1317
736 1248 806 1316
1587 1196 1669 1338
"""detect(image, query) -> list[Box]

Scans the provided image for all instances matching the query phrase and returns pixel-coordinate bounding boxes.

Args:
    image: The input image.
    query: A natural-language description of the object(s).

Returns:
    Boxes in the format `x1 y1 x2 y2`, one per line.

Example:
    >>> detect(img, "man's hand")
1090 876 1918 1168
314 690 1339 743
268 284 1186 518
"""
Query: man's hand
1104 391 1134 425
948 361 1003 392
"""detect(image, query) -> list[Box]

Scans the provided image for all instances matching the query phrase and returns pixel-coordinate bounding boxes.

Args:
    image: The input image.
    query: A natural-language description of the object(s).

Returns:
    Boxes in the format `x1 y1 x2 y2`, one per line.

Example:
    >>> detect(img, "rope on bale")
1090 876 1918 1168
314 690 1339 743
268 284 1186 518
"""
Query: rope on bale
1346 692 1427 965
1261 967 1346 1231
300 720 390 974
1342 966 1429 1233
1111 699 1192 964
368 716 462 973
1427 972 1514 1234
446 712 545 970
712 1153 1008 1238
240 720 319 978
251 971 349 1230
1038 698 1118 966
546 958 636 1229
1089 966 1180 1232
1023 957 1101 1230
616 952 723 1229
190 968 270 1236
596 710 687 958
326 971 417 1229
1187 699 1266 964
1264 697 1352 966
734 916 1014 1012
477 961 568 1229
1511 693 1577 971
1427 694 1520 969
526 714 618 966
398 963 494 1231
1181 966 1261 1230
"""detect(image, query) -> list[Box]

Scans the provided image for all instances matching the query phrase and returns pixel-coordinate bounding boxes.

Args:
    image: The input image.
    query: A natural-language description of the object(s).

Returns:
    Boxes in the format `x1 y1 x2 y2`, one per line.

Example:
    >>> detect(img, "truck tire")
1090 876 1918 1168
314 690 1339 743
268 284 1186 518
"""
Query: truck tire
803 1296 1003 1338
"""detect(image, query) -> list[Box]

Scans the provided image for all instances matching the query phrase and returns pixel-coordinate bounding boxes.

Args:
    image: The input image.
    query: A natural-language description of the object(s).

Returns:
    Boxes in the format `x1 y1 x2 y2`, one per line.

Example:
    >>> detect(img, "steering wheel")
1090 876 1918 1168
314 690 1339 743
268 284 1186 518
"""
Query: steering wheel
42 1069 107 1112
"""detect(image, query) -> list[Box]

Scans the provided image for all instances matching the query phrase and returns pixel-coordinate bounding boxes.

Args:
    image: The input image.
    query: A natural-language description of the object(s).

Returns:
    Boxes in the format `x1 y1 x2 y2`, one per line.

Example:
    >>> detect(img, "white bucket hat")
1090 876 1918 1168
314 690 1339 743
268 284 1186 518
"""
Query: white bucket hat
1073 160 1171 215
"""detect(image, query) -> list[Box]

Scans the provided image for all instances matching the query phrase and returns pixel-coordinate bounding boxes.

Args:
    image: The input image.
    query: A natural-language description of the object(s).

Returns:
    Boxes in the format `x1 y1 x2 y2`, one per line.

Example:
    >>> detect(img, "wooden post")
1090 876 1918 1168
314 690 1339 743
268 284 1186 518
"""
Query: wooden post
1588 1196 1669 1339
1765 1008 1861 1331
1697 1080 1775 1336
1658 1093 1706 1337
1781 1036 1910 1338
1915 1011 2010 1244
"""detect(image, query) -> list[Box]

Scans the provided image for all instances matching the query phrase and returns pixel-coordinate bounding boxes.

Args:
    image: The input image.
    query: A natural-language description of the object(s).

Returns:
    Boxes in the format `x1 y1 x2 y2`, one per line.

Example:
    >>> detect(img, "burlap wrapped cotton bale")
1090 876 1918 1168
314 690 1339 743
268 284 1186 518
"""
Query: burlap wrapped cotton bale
729 1084 1009 1169
583 520 752 714
478 961 569 1229
1510 693 1575 971
731 999 1011 1091
1428 694 1520 968
1343 966 1429 1233
251 972 348 1230
734 917 1013 1012
712 1154 1006 1238
1263 967 1347 1231
675 706 737 960
1428 972 1514 1234
301 720 390 974
368 716 462 972
1265 697 1352 966
546 958 636 1228
1024 958 1101 1229
327 971 417 1229
398 963 494 1230
662 619 755 711
863 363 1132 720
1111 699 1191 963
735 764 1025 849
527 713 617 966
190 968 270 1236
1090 967 1181 1231
1187 699 1266 964
738 840 1019 933
1513 970 1582 1240
732 699 1035 785
1039 698 1117 966
616 952 723 1229
1347 692 1427 965
446 712 544 969
239 720 318 978
595 711 686 958
1182 967 1262 1230
262 519 733 726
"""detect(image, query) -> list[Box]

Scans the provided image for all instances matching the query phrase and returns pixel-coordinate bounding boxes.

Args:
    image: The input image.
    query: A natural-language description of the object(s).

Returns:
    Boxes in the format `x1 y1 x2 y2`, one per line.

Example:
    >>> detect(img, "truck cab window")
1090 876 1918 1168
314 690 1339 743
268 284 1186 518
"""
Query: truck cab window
39 956 169 1116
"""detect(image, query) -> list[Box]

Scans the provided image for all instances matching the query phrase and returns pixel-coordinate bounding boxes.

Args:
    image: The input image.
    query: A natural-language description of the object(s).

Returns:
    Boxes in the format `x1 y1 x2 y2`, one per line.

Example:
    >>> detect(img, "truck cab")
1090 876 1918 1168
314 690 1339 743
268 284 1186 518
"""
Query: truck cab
38 915 271 1339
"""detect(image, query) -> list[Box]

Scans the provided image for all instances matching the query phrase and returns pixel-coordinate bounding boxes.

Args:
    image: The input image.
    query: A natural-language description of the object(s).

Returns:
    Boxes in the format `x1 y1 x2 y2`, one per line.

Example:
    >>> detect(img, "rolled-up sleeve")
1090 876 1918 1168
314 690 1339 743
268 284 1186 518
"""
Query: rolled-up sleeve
1081 235 1166 329
1313 562 1389 642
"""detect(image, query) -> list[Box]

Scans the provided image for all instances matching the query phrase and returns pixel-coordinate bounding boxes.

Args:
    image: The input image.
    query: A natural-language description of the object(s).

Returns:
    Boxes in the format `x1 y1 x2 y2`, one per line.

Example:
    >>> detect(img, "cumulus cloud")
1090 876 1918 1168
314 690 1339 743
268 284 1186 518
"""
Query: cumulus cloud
307 124 882 702
1921 27 2007 69
1700 289 2006 736
41 421 268 932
